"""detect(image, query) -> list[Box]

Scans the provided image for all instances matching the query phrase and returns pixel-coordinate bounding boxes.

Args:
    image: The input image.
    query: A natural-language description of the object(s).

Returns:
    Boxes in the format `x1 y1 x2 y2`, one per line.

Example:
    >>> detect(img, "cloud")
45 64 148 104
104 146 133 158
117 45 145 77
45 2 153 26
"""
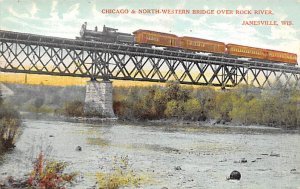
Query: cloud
62 3 80 21
7 6 29 18
50 0 59 19
269 26 298 41
29 2 39 18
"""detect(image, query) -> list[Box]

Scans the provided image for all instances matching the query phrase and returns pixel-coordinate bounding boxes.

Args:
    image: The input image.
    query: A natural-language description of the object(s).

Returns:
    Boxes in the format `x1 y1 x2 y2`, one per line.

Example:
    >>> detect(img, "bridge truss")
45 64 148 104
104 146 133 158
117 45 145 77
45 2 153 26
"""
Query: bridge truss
0 30 300 88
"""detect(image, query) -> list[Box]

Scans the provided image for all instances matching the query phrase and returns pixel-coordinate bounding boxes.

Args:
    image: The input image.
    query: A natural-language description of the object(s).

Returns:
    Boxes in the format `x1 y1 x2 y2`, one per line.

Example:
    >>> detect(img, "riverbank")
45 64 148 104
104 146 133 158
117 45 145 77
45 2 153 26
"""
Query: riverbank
5 82 300 130
19 111 300 136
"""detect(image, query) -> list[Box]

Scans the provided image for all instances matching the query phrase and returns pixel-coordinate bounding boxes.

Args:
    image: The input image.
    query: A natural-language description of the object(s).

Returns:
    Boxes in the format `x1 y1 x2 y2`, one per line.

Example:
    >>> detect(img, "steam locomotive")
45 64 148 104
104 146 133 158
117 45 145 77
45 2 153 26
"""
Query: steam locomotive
79 22 134 44
78 22 298 65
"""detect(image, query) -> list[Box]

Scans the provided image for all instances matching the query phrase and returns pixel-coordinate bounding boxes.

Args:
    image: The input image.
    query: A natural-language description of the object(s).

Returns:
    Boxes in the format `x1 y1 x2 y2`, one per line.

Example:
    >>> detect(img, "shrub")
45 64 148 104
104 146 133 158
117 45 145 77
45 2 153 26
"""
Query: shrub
28 152 77 189
34 97 45 112
182 98 202 120
64 101 84 117
164 100 184 118
96 155 150 189
213 91 234 122
0 105 22 152
165 81 189 102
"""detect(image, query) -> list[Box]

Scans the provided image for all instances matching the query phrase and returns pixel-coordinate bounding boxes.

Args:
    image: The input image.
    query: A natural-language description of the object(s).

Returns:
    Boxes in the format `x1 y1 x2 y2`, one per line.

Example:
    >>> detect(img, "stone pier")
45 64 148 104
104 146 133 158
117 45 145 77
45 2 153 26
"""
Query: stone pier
84 79 115 118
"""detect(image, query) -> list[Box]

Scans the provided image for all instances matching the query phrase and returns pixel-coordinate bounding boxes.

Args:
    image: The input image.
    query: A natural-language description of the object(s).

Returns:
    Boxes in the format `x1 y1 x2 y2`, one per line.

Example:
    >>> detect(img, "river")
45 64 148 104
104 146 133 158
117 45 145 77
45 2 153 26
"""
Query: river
0 119 300 189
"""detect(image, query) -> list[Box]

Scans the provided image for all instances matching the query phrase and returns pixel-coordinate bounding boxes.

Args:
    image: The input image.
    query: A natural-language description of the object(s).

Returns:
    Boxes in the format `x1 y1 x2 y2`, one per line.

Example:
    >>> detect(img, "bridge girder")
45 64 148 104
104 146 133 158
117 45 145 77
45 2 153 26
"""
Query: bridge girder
0 30 300 88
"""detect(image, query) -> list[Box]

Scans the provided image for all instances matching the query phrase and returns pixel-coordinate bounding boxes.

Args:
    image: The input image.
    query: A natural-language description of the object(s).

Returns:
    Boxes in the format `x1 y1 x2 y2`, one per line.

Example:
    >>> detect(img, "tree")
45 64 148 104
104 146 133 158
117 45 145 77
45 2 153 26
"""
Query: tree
165 81 189 102
0 89 2 106
213 91 234 122
164 100 184 118
183 98 202 120
34 97 45 113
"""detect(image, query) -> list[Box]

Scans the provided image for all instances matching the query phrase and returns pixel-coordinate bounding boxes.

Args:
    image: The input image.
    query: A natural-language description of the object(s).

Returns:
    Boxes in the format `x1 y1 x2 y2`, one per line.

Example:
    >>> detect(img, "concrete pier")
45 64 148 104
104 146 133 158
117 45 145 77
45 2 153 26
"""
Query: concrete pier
84 79 115 118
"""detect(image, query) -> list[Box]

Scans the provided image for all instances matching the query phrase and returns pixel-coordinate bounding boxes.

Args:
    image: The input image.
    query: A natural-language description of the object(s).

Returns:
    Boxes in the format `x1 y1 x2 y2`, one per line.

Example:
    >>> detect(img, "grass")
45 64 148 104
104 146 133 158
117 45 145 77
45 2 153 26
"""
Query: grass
95 155 151 189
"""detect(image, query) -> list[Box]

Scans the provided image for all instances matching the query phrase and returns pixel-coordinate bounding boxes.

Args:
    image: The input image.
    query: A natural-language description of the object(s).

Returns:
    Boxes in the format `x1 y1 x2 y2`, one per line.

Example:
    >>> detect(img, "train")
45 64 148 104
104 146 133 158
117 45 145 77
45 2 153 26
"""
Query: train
78 22 298 65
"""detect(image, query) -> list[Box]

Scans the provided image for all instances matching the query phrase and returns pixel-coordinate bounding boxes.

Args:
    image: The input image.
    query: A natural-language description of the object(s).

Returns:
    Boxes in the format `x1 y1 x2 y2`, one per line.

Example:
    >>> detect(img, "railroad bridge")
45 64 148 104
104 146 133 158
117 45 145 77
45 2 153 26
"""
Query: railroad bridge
1 30 300 117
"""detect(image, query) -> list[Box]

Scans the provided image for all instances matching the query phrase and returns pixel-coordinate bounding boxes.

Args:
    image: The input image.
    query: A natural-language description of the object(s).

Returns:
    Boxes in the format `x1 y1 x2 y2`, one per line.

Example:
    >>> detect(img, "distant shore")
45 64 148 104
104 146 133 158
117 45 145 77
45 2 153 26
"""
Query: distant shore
19 111 300 135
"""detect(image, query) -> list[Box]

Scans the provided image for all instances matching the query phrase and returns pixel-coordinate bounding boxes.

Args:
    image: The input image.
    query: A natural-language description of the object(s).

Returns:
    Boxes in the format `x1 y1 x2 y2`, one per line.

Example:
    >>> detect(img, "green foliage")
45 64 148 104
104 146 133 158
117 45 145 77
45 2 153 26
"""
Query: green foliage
5 82 300 129
230 95 263 124
165 81 190 102
0 103 22 152
164 100 183 118
0 92 3 106
96 155 150 189
27 152 77 188
34 97 45 111
4 84 85 114
113 82 300 129
213 91 234 122
182 98 202 120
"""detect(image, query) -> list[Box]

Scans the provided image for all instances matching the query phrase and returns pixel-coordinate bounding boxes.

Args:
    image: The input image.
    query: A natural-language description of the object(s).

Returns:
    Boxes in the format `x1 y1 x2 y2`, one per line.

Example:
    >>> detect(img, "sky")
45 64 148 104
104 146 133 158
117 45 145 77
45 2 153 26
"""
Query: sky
0 0 300 61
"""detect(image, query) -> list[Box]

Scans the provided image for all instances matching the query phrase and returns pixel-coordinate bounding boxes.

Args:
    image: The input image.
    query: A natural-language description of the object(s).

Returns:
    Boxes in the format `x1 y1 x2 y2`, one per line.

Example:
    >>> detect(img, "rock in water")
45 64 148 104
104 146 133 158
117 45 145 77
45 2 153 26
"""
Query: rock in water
76 146 82 151
241 158 247 163
229 170 241 180
174 166 182 171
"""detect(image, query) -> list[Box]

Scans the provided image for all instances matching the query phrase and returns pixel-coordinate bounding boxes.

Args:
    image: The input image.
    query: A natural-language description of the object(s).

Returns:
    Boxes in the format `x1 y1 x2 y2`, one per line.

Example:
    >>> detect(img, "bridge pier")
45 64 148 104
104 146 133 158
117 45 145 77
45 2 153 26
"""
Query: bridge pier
84 79 115 118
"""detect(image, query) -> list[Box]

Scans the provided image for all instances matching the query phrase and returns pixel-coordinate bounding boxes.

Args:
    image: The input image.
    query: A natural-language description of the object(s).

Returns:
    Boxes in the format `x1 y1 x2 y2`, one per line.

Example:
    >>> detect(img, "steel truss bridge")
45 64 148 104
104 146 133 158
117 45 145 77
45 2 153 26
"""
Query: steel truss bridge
0 30 300 88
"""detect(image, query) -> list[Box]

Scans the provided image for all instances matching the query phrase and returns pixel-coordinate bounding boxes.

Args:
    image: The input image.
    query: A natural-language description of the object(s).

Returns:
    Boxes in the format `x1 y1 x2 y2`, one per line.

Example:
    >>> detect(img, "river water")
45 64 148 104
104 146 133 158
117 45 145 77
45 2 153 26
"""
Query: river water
0 119 300 189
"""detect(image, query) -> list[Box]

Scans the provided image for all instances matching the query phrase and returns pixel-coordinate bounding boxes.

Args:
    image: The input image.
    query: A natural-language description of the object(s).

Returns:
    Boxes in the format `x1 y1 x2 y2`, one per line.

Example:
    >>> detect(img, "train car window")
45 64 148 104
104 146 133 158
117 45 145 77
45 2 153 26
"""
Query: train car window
146 35 159 42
